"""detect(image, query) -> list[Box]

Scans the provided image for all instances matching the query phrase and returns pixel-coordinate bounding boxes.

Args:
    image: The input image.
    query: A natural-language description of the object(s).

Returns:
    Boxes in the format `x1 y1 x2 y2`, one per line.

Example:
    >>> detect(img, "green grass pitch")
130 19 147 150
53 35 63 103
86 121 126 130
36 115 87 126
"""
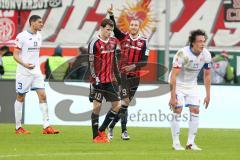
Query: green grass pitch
0 124 239 160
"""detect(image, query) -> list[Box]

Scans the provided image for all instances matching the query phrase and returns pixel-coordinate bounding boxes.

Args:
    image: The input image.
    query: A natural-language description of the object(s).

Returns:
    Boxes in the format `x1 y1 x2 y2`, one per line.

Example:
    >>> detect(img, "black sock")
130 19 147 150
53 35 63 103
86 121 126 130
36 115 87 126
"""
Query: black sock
99 110 117 132
109 105 128 129
91 113 99 139
109 109 121 129
120 105 128 133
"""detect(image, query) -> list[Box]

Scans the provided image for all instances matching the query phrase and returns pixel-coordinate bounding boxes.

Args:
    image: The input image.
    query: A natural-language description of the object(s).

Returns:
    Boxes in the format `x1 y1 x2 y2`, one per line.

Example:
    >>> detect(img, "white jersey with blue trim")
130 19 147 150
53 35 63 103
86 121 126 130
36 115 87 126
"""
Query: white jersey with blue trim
171 46 211 87
15 30 42 75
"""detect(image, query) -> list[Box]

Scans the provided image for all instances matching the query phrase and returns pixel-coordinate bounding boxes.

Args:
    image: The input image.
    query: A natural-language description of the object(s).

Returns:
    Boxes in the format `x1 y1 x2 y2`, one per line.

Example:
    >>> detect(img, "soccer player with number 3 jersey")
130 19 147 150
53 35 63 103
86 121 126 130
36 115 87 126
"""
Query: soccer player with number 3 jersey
13 15 59 135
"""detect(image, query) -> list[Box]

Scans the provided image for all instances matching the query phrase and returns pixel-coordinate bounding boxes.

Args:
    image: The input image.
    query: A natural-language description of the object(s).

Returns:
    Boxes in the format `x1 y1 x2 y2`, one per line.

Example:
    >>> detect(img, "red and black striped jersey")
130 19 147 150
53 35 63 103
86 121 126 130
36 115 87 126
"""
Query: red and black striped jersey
88 35 119 84
118 34 148 76
110 15 149 77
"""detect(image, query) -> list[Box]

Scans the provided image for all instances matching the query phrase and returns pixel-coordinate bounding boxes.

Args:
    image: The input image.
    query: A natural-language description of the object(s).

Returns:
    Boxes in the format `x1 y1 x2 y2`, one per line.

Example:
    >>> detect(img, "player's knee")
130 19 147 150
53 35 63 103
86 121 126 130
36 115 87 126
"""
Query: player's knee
111 101 121 112
190 107 199 114
16 94 25 102
174 108 182 114
122 98 130 106
191 109 199 114
38 94 47 102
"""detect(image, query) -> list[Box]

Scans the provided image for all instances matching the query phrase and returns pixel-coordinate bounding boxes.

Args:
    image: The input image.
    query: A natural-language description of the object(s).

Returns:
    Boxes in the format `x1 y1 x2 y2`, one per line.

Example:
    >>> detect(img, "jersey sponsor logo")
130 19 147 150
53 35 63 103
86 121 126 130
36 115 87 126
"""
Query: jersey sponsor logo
185 67 199 71
189 60 199 69
28 47 40 52
100 50 115 54
193 63 199 68
126 45 142 50
137 41 143 47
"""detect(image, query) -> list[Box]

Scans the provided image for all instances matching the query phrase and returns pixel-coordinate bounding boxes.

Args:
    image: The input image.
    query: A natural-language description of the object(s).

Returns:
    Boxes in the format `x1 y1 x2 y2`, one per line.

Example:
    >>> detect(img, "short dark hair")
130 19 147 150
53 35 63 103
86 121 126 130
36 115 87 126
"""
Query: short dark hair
188 29 208 47
100 19 114 28
29 15 42 26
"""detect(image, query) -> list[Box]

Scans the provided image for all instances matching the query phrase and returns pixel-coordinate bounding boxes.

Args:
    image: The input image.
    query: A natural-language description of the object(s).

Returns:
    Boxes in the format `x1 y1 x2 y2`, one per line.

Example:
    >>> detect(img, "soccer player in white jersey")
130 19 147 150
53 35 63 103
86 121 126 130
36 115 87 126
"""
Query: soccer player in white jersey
13 15 59 134
169 29 211 150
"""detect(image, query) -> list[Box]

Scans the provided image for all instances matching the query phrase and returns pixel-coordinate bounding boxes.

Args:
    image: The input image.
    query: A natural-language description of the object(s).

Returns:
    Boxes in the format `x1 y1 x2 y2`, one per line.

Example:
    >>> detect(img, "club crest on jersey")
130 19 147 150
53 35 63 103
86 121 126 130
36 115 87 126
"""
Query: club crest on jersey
137 41 143 47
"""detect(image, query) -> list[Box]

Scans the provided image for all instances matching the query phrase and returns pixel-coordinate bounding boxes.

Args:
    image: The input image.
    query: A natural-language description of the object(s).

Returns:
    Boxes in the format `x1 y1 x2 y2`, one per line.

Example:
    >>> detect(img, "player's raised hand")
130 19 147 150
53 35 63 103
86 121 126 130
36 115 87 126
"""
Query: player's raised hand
204 96 210 109
107 4 114 15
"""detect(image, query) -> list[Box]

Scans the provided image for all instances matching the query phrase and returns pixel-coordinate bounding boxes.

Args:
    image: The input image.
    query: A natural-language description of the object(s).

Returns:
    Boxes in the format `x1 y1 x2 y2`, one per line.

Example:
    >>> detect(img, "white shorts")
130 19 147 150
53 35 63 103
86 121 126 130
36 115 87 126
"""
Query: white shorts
175 85 200 108
16 73 45 94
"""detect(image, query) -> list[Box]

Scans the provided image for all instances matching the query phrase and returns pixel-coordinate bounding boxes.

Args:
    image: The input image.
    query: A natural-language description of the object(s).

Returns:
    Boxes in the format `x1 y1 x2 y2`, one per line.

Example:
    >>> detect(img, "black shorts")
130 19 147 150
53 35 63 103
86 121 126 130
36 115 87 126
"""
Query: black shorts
120 74 140 100
90 82 120 103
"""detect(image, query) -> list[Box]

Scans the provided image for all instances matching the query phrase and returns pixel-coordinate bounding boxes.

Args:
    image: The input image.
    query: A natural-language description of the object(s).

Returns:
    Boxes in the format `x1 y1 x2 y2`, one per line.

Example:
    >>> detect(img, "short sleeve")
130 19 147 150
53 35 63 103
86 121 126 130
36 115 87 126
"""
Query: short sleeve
204 50 212 69
172 49 184 68
15 33 24 49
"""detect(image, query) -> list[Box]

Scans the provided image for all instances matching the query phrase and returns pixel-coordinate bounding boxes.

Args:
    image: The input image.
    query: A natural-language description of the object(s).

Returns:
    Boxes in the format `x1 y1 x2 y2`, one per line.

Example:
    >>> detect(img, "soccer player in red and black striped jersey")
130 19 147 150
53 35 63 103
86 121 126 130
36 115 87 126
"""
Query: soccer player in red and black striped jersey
88 18 121 143
107 6 149 140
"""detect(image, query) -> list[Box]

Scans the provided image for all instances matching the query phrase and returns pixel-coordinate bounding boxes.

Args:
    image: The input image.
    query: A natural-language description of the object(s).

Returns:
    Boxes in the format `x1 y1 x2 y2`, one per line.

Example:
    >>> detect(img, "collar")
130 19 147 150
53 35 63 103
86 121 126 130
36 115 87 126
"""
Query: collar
129 34 140 41
190 47 201 57
98 35 109 43
27 30 37 35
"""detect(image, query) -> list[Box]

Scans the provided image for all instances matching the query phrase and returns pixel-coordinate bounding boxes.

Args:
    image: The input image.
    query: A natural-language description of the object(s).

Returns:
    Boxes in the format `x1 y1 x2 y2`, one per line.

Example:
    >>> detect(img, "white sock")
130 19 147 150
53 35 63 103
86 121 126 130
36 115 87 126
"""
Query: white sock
39 103 50 129
187 112 199 145
14 100 23 130
170 113 181 145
